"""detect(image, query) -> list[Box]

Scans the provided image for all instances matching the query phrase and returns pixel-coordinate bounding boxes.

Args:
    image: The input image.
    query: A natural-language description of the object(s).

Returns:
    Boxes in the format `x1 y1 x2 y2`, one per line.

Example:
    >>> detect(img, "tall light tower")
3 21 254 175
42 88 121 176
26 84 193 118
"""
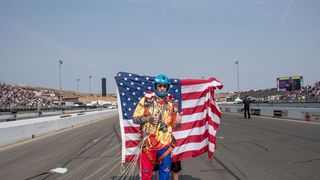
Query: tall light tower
235 60 240 99
59 60 63 108
77 78 80 91
89 75 92 95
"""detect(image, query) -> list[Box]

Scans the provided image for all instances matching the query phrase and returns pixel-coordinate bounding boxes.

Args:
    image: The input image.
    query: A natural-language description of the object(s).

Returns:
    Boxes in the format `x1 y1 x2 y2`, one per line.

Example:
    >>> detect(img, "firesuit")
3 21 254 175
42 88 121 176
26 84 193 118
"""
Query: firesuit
132 74 179 180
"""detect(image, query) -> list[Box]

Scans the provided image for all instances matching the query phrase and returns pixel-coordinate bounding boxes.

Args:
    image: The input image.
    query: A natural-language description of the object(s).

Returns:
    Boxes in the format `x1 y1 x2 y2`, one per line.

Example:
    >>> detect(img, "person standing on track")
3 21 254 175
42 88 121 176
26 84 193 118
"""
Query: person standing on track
243 95 251 119
132 74 182 180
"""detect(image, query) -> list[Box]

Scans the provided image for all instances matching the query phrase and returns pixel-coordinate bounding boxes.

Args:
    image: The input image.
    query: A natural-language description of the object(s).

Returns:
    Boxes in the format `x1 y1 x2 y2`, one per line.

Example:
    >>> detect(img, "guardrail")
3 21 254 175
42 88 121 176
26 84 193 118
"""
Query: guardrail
0 109 118 148
0 108 114 122
219 104 320 123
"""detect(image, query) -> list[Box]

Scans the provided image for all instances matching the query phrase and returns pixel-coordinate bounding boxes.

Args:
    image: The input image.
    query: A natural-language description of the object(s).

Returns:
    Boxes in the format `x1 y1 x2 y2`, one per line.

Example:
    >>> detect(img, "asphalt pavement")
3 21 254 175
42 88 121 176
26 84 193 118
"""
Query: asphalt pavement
0 113 319 180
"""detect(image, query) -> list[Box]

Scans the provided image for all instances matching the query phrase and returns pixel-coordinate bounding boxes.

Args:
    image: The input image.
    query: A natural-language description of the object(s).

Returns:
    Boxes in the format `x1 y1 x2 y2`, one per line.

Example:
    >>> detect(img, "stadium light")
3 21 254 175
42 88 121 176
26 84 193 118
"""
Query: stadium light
235 60 240 99
59 60 63 109
77 78 80 91
89 75 92 95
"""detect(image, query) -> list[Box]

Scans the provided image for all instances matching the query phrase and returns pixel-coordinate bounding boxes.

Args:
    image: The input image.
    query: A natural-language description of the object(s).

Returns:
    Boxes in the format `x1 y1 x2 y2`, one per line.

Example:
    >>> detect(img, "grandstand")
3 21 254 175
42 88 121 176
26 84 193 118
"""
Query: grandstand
0 82 117 112
216 81 320 103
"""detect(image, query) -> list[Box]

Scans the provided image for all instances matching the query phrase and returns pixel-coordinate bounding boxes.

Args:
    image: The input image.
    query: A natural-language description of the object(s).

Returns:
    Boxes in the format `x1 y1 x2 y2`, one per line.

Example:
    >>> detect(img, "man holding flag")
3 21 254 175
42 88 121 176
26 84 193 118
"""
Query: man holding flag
132 74 181 180
115 72 223 179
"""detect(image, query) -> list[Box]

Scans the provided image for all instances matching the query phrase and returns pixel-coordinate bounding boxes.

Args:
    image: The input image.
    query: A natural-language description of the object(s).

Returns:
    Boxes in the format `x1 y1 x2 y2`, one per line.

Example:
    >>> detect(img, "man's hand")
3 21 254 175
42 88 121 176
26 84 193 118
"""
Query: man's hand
176 112 182 124
150 115 159 125
174 112 183 129
139 115 159 125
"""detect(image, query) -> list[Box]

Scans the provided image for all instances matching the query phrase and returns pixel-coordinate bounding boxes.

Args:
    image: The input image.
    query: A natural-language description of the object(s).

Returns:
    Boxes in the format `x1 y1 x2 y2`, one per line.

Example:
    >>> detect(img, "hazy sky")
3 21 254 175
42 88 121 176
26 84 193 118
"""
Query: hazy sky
1 0 319 94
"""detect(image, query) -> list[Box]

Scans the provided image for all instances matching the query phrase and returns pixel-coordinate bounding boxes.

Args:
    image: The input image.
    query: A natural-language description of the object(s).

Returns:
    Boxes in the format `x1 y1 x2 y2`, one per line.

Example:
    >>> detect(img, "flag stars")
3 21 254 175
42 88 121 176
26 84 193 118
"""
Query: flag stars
116 73 185 122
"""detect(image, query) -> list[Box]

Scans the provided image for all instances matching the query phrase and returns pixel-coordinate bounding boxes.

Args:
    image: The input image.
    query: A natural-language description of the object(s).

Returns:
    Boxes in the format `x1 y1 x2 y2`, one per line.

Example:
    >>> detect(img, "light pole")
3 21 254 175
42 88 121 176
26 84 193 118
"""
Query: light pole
59 60 63 108
235 60 240 99
89 75 92 95
77 78 80 91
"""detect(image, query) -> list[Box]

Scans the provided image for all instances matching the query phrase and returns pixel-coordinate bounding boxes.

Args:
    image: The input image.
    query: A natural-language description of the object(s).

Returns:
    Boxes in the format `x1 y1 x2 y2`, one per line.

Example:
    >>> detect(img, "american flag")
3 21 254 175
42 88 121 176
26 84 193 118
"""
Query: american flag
115 72 223 162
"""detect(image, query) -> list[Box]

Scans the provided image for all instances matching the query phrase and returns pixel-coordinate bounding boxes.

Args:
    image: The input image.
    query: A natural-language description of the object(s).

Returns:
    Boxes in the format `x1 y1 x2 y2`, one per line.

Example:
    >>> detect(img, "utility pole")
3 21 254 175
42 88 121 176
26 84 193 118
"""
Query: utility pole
89 75 92 95
77 78 80 91
59 60 63 109
235 60 240 99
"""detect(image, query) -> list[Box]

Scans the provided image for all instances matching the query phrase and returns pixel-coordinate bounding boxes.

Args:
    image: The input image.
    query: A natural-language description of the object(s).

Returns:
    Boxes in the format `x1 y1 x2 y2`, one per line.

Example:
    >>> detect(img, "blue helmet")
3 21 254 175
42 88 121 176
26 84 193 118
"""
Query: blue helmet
154 74 171 98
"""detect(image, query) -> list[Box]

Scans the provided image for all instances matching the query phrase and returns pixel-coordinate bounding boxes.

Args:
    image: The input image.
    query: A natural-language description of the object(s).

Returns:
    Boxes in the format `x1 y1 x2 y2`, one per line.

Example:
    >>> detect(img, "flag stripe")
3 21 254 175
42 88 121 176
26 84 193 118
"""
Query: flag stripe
173 137 209 155
181 89 215 100
172 146 209 162
175 132 208 147
125 133 140 141
174 113 219 135
180 78 223 87
124 127 140 133
182 99 222 119
181 79 223 94
126 140 140 148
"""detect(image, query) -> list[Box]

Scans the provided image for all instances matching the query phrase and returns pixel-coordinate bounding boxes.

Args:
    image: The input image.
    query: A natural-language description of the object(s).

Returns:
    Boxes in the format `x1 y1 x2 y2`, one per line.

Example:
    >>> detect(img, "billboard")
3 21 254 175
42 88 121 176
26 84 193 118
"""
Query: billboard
277 76 303 91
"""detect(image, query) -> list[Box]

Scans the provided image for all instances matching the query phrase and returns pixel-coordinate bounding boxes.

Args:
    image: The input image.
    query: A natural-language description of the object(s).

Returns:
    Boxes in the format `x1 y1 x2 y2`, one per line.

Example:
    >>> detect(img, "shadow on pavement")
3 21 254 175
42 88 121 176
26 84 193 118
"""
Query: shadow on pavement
111 174 201 180
178 175 201 180
111 175 139 180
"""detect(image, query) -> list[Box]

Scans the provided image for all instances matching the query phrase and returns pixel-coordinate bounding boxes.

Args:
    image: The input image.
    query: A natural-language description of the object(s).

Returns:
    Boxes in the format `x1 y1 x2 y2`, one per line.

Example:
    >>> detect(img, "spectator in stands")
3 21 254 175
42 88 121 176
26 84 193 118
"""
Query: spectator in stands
243 95 251 119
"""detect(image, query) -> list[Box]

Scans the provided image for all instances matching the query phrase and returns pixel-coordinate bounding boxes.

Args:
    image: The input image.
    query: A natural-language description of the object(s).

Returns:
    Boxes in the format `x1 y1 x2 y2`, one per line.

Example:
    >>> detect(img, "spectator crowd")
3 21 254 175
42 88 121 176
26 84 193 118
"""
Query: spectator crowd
269 81 320 103
0 82 52 109
217 81 320 103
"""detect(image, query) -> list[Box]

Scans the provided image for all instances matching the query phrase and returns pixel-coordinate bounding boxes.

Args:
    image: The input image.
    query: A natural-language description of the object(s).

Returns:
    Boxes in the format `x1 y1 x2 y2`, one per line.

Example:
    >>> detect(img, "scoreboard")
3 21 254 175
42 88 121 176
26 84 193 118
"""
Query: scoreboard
277 76 303 91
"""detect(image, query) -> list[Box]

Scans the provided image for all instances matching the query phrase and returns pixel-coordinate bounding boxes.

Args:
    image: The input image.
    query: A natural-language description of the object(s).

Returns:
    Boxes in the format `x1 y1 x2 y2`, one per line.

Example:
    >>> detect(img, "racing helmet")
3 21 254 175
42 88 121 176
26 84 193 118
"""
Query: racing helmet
154 74 171 98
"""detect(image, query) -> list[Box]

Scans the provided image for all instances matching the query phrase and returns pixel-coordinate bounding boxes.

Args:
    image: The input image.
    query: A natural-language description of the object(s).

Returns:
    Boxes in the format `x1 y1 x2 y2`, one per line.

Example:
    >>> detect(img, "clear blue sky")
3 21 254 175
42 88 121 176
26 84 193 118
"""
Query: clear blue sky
1 0 319 94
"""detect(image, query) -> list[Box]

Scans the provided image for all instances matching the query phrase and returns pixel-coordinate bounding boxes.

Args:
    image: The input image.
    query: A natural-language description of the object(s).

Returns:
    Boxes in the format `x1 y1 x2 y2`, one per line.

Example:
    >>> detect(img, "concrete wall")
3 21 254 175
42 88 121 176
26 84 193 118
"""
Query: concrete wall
0 109 118 148
219 104 320 123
